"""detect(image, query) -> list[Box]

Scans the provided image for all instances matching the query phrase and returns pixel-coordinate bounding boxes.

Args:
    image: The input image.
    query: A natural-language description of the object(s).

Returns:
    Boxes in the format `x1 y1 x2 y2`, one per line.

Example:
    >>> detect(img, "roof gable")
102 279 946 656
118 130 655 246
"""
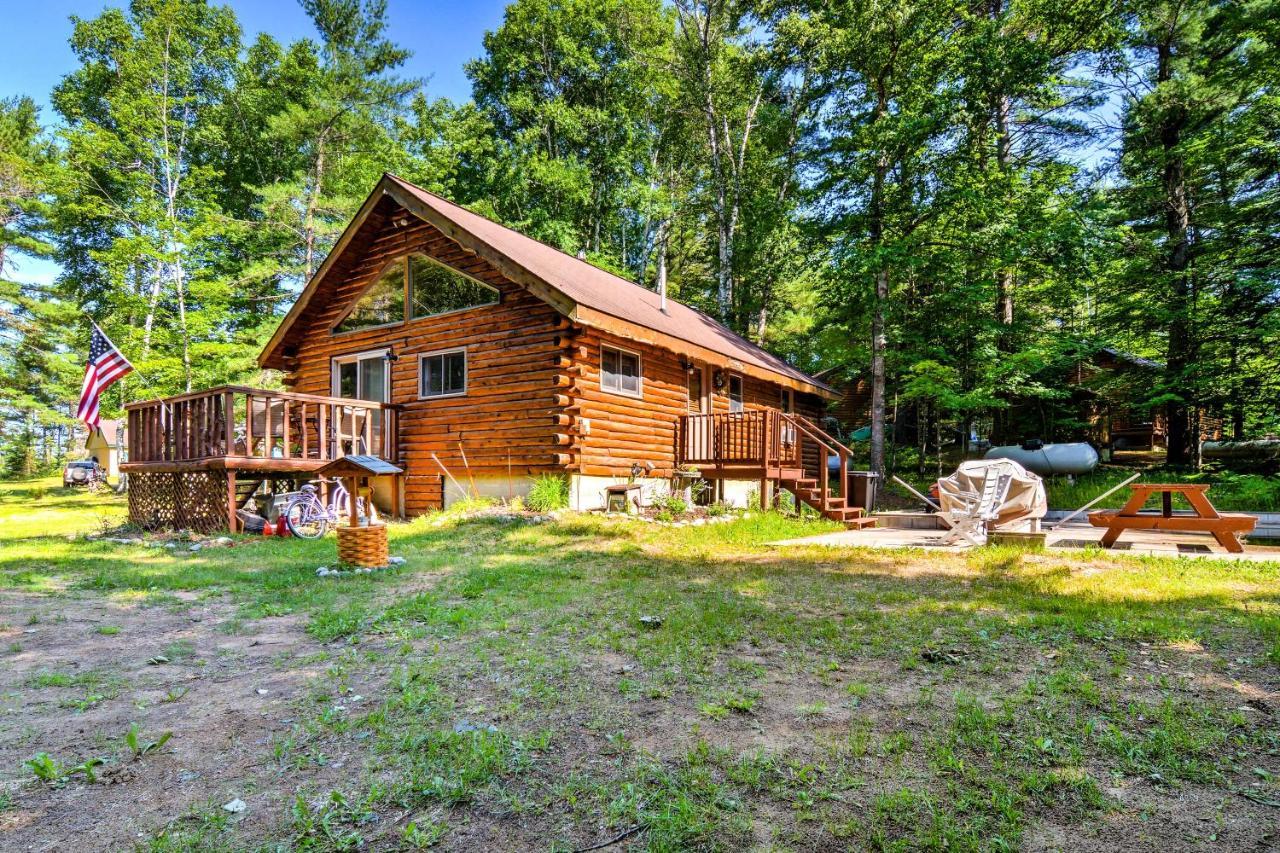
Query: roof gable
260 174 834 397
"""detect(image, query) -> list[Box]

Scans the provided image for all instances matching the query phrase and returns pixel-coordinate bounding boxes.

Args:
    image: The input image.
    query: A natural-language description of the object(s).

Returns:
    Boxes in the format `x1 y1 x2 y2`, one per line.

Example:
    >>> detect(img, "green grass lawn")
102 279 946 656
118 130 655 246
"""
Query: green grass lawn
0 476 1278 851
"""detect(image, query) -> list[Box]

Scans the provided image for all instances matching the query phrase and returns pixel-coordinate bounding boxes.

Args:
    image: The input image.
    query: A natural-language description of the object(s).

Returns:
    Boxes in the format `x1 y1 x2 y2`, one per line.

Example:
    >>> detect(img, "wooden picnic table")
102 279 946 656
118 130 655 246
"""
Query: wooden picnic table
1087 483 1257 553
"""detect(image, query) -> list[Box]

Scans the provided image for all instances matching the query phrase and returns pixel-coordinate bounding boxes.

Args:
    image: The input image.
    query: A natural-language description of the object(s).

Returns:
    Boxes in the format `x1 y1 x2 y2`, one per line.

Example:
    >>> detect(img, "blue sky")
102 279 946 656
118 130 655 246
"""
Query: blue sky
0 0 508 285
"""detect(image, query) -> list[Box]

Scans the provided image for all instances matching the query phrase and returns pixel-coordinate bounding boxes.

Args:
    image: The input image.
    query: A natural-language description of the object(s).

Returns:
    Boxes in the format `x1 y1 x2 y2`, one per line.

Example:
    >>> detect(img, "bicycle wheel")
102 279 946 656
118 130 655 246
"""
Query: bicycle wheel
284 496 329 539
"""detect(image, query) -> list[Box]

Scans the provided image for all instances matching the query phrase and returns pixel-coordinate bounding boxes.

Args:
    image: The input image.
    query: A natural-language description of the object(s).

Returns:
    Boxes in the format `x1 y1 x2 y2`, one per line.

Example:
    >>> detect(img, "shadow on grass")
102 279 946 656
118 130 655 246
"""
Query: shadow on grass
2 513 1277 658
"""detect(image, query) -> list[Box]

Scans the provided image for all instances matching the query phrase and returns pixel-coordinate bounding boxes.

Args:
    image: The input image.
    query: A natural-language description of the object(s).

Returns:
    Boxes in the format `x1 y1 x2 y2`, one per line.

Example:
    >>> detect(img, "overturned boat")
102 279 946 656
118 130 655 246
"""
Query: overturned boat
984 441 1098 476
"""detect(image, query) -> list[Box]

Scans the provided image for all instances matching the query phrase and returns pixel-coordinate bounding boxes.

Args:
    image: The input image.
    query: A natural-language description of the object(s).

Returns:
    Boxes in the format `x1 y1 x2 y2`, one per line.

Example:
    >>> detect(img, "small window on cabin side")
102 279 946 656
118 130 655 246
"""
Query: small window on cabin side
420 349 467 398
601 345 641 397
780 388 794 413
334 260 405 333
409 254 499 319
729 375 744 413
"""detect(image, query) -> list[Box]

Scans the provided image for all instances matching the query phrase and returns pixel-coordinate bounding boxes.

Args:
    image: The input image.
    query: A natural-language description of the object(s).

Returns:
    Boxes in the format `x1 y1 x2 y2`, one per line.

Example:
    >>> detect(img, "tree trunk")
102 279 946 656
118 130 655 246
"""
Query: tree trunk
304 133 328 282
991 0 1015 334
868 81 891 490
1157 39 1194 467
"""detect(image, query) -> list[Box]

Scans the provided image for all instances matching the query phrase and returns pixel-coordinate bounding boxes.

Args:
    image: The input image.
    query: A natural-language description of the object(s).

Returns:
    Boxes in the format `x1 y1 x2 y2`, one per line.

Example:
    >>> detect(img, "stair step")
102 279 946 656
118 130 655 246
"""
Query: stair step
843 516 878 529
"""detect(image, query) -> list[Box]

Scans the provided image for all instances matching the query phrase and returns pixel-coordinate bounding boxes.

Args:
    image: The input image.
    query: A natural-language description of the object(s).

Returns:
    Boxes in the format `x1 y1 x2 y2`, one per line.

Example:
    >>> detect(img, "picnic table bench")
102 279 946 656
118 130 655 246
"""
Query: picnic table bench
1088 483 1256 553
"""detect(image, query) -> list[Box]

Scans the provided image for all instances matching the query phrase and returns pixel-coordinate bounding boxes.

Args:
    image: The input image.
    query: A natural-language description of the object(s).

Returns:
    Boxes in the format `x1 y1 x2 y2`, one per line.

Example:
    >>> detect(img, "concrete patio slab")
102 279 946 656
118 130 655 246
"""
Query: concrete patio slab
770 520 1280 562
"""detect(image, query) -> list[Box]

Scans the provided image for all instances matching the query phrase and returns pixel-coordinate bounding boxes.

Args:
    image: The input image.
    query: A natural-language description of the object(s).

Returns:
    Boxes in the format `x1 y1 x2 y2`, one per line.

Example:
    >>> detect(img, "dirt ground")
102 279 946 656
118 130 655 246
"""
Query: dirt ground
0 591 342 850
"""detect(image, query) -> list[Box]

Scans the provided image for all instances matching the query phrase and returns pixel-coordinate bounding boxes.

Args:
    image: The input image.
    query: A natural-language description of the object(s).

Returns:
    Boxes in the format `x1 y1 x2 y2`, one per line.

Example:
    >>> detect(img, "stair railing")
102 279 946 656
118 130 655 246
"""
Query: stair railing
782 414 857 514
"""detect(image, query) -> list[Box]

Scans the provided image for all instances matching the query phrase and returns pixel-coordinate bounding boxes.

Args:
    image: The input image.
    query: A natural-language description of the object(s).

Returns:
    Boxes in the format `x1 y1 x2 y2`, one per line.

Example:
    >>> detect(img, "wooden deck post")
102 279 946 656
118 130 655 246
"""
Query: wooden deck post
226 470 237 533
223 391 234 456
348 476 360 526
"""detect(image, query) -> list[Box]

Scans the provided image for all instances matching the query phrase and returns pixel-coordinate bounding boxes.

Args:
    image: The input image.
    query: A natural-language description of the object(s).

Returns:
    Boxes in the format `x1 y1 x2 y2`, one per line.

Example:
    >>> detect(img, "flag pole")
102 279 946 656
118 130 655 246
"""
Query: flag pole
82 313 165 401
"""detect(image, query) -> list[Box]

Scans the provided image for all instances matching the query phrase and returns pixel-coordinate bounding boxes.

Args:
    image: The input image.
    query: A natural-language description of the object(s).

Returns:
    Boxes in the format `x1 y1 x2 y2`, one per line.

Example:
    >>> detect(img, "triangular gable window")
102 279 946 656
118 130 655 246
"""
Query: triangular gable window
334 259 405 334
409 254 499 319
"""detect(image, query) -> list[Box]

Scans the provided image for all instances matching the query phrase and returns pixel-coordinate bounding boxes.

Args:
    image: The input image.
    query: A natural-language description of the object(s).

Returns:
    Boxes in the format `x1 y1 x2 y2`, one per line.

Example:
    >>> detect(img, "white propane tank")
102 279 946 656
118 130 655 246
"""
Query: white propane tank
983 442 1099 476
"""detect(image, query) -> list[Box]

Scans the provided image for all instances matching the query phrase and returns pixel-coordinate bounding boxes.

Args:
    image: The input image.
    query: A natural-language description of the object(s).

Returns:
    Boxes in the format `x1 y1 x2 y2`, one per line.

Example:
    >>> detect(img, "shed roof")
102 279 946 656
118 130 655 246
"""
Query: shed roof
86 419 124 446
317 455 404 477
260 174 834 398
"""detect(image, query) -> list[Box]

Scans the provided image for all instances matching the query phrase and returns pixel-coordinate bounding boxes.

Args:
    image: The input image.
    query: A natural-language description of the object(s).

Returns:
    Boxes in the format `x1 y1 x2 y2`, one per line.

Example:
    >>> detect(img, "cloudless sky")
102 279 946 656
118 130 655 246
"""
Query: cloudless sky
0 0 509 285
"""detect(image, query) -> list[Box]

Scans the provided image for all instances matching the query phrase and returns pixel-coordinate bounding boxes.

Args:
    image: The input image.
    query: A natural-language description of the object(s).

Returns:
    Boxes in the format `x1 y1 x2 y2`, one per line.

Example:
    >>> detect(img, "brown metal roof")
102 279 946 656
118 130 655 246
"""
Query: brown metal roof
261 174 833 396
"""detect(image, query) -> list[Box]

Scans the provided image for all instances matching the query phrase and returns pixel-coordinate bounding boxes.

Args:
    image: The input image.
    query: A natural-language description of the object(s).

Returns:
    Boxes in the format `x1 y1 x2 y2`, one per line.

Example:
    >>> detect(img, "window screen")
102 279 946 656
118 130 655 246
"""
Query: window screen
420 350 467 398
601 346 641 396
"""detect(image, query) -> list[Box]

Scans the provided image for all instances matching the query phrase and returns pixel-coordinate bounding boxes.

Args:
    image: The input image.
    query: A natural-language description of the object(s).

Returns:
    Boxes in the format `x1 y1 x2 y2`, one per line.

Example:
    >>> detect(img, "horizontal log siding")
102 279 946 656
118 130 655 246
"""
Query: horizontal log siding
569 330 686 477
284 200 565 514
571 331 829 478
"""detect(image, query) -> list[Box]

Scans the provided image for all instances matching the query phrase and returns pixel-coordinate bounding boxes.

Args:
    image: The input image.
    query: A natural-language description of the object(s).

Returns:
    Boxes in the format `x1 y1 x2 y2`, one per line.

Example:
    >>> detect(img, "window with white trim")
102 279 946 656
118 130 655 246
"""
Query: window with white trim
419 349 467 398
728 374 744 412
601 345 641 397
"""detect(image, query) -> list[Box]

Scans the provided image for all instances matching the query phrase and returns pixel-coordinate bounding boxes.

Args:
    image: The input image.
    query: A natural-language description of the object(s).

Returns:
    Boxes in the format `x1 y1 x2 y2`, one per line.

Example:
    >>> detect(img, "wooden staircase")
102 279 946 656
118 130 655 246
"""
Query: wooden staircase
777 414 878 530
676 409 878 530
235 478 265 511
781 475 878 529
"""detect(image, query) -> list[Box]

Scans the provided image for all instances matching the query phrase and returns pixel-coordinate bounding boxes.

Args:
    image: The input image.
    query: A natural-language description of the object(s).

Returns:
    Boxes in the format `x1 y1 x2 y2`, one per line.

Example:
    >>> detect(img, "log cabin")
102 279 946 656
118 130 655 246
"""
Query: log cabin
122 174 871 532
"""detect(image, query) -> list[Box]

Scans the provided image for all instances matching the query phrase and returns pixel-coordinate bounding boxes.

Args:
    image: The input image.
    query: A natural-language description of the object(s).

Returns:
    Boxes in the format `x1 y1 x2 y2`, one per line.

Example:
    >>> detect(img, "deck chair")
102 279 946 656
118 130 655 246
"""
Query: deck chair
941 469 1012 546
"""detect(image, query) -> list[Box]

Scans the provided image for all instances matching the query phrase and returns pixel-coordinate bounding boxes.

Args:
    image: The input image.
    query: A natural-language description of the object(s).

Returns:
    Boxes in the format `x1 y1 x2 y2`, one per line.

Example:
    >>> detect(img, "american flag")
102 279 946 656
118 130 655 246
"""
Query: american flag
76 323 134 428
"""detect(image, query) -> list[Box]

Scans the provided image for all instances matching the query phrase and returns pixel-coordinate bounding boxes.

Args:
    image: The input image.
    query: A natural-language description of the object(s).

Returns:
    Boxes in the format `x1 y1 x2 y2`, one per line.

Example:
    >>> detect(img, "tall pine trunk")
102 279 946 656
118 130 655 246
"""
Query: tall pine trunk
1157 39 1195 467
868 82 890 491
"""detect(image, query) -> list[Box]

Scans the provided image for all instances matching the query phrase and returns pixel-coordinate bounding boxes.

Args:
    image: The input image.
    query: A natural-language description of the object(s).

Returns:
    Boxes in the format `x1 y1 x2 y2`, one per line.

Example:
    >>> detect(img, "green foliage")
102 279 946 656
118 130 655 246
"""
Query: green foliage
23 752 64 783
124 723 173 759
524 474 568 512
652 491 689 516
24 752 104 785
2 0 1278 486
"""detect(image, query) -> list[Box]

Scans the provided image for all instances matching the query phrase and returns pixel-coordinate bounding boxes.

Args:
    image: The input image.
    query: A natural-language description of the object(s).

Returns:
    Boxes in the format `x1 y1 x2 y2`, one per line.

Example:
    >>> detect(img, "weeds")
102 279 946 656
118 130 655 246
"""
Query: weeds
525 474 569 512
24 752 105 785
125 723 173 759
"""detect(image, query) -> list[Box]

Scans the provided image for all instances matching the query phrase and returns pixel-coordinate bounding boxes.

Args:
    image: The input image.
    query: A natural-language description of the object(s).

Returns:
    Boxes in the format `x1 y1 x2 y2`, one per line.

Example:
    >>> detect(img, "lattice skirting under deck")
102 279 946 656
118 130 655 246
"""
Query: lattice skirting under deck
128 471 229 533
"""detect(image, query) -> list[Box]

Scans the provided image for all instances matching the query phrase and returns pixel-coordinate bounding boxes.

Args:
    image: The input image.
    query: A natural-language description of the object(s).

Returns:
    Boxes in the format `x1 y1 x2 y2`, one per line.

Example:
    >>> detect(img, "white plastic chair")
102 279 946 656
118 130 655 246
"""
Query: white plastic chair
942 470 1011 546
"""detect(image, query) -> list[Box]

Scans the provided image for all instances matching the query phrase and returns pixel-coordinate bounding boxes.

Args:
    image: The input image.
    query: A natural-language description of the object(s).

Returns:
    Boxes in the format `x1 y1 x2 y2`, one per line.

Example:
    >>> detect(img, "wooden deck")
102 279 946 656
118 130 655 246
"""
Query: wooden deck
677 410 877 527
122 385 400 473
121 386 401 532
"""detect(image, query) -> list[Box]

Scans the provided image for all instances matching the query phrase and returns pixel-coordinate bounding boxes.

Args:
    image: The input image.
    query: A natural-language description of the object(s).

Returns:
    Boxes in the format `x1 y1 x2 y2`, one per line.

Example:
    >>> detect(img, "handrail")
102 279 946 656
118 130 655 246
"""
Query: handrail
782 413 857 513
785 414 857 459
126 386 399 466
125 384 401 411
675 409 807 471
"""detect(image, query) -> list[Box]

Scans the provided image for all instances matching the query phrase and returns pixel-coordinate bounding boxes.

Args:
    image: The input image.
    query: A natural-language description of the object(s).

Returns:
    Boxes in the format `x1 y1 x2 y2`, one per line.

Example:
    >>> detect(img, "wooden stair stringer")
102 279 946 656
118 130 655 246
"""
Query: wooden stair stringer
778 475 877 530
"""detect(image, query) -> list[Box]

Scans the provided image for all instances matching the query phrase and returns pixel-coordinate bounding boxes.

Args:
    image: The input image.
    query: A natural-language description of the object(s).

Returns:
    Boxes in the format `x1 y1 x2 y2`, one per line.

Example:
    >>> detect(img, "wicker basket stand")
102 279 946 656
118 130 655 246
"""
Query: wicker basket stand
337 523 389 568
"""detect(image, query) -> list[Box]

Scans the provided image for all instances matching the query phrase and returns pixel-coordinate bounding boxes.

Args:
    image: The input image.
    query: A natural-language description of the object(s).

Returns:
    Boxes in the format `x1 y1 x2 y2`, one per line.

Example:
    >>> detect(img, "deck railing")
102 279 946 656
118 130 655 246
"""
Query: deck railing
125 385 399 465
676 410 858 512
676 410 803 470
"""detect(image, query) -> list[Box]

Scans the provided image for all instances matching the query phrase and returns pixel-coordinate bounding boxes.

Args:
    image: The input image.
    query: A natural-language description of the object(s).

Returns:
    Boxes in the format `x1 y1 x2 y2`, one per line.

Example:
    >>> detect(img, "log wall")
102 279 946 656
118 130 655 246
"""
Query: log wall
284 199 566 514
